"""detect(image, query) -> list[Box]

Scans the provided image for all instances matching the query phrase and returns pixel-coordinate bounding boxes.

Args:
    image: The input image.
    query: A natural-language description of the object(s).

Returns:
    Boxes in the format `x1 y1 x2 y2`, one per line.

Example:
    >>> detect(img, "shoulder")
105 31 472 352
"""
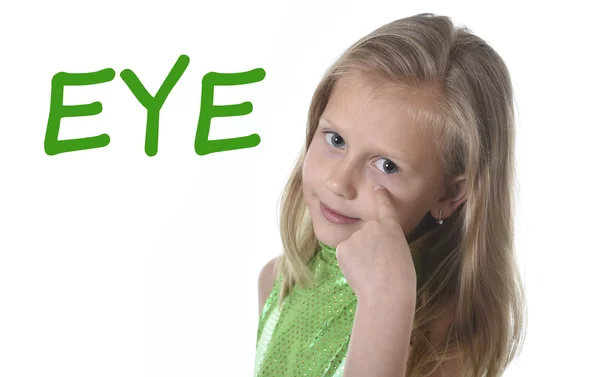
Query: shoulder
428 300 463 377
257 256 281 315
430 300 457 343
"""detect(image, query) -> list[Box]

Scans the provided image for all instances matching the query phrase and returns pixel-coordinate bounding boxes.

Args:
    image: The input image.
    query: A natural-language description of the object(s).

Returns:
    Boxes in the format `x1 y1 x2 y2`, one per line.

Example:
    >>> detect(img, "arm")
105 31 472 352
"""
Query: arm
343 294 462 377
257 256 280 315
342 290 415 377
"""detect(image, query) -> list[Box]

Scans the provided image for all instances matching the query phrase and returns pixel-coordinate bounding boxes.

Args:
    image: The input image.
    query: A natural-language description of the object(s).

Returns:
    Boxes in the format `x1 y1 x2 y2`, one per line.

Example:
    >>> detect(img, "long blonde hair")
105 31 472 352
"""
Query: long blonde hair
274 13 526 377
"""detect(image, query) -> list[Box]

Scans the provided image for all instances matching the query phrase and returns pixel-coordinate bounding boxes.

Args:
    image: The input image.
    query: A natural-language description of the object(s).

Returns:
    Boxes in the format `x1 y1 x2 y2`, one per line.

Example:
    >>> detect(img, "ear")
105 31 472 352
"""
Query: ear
430 174 467 221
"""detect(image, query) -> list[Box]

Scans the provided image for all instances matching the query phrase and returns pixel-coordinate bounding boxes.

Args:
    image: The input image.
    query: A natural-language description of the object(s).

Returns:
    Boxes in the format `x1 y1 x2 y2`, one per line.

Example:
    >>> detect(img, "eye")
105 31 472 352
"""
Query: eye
374 158 400 175
324 131 345 148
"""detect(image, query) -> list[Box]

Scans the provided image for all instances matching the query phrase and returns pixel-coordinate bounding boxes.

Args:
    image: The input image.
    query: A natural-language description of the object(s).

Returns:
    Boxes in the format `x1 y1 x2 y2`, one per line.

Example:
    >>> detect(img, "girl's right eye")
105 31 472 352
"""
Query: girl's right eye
324 131 345 148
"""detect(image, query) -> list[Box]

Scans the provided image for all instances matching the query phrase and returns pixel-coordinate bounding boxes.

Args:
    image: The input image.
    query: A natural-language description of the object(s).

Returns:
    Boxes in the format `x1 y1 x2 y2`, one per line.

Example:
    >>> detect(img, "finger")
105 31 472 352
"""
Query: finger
374 185 397 220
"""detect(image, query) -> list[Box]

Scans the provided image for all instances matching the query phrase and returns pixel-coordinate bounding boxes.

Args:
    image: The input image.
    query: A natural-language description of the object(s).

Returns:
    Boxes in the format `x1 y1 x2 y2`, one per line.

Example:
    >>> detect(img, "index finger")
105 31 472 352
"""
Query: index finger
374 185 397 220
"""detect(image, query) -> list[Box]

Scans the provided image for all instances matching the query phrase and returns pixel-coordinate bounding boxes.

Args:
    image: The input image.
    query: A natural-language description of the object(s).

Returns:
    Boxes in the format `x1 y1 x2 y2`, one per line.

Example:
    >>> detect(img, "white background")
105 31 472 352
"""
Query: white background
1 1 598 376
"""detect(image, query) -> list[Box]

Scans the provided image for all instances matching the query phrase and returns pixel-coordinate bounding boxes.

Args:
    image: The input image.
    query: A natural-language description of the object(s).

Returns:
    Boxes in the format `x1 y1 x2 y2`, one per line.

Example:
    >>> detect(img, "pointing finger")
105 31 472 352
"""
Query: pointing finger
374 185 397 220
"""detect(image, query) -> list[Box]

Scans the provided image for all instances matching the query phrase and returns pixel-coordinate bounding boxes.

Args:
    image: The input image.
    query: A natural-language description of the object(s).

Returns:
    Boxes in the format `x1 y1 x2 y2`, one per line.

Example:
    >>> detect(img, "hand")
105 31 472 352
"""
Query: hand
336 185 417 303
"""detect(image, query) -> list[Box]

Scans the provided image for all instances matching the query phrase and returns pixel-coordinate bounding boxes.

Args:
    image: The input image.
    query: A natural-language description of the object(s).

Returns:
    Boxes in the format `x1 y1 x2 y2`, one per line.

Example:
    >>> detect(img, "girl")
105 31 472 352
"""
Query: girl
254 13 526 377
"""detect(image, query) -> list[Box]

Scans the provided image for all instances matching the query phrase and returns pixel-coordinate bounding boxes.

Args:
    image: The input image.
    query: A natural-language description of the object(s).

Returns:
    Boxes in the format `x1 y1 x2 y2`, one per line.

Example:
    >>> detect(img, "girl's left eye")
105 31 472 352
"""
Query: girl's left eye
374 158 400 174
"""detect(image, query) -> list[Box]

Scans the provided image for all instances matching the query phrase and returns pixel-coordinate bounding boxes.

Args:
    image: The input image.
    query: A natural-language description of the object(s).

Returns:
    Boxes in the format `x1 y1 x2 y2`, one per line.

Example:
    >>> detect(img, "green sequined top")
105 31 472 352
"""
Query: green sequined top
254 241 358 377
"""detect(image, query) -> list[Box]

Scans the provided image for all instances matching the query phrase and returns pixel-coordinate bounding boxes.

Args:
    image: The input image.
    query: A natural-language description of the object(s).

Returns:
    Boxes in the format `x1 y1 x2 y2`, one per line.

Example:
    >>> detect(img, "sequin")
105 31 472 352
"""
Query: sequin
254 241 358 377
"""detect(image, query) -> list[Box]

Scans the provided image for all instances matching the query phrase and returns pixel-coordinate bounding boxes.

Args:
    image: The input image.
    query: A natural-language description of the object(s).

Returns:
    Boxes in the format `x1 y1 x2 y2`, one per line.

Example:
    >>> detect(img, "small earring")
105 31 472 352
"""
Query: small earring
436 209 443 225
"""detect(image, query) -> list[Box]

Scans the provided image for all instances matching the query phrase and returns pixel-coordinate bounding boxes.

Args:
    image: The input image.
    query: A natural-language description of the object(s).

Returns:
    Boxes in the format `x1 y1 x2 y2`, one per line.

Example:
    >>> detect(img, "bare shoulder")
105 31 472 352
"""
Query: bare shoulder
428 300 463 377
257 256 281 315
430 300 457 342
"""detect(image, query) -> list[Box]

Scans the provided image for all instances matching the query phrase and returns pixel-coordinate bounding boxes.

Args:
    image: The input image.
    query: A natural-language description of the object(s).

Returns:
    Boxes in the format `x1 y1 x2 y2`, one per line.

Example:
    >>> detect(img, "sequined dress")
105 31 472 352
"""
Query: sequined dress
254 241 358 377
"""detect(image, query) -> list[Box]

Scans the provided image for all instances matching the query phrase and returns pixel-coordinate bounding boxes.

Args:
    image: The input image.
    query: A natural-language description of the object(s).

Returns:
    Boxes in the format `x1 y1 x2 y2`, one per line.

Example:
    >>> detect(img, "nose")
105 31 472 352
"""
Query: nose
326 158 358 200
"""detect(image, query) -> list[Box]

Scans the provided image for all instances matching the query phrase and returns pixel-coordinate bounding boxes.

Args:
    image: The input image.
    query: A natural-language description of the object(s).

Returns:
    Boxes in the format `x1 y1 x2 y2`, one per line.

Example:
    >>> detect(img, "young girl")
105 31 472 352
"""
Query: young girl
254 13 526 377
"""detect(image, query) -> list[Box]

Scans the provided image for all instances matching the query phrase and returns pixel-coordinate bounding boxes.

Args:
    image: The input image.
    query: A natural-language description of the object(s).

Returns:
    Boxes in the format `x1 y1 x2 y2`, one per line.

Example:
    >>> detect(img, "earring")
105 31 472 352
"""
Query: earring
436 209 443 225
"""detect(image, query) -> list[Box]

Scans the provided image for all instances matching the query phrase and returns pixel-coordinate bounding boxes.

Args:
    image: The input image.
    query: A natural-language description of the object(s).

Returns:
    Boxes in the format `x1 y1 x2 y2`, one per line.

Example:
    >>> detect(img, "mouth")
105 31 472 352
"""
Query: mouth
319 202 360 225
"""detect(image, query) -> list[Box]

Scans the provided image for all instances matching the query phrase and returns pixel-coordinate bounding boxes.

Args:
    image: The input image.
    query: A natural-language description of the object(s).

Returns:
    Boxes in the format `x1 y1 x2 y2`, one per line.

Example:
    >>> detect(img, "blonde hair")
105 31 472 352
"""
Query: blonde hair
274 13 526 377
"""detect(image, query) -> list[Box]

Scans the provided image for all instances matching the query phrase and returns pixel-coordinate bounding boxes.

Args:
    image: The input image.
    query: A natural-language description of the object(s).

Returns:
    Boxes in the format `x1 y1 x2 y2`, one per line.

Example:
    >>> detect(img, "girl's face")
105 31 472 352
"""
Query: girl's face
302 72 450 248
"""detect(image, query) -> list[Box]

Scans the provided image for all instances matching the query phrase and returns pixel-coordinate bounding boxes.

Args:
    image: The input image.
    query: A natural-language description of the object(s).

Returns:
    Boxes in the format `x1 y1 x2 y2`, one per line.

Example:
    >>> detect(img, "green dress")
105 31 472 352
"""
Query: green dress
254 241 358 377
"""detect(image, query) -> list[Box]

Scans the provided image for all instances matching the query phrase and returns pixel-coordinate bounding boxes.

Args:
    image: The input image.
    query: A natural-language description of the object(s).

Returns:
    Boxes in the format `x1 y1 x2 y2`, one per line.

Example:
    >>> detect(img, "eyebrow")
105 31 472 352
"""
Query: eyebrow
319 116 414 170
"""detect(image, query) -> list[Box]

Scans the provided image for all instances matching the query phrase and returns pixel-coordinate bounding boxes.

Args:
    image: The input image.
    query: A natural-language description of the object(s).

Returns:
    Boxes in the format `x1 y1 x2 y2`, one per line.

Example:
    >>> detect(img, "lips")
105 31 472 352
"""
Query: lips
319 201 360 225
322 203 358 219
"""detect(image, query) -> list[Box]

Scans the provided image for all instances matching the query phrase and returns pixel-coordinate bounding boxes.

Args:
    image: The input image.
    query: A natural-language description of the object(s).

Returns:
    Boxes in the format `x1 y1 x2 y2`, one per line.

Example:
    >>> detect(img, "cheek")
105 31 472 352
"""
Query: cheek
366 168 389 187
302 146 317 180
394 195 429 233
304 143 331 179
302 145 323 192
365 169 409 204
365 181 409 221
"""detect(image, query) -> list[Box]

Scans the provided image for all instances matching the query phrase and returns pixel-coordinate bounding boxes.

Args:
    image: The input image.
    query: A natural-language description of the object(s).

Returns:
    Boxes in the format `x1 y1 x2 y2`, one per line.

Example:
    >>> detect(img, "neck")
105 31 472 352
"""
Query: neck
318 240 338 265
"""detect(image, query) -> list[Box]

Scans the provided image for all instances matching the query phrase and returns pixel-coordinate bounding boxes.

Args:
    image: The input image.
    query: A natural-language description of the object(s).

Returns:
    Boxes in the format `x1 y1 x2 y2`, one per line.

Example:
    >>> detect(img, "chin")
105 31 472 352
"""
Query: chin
312 224 344 248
